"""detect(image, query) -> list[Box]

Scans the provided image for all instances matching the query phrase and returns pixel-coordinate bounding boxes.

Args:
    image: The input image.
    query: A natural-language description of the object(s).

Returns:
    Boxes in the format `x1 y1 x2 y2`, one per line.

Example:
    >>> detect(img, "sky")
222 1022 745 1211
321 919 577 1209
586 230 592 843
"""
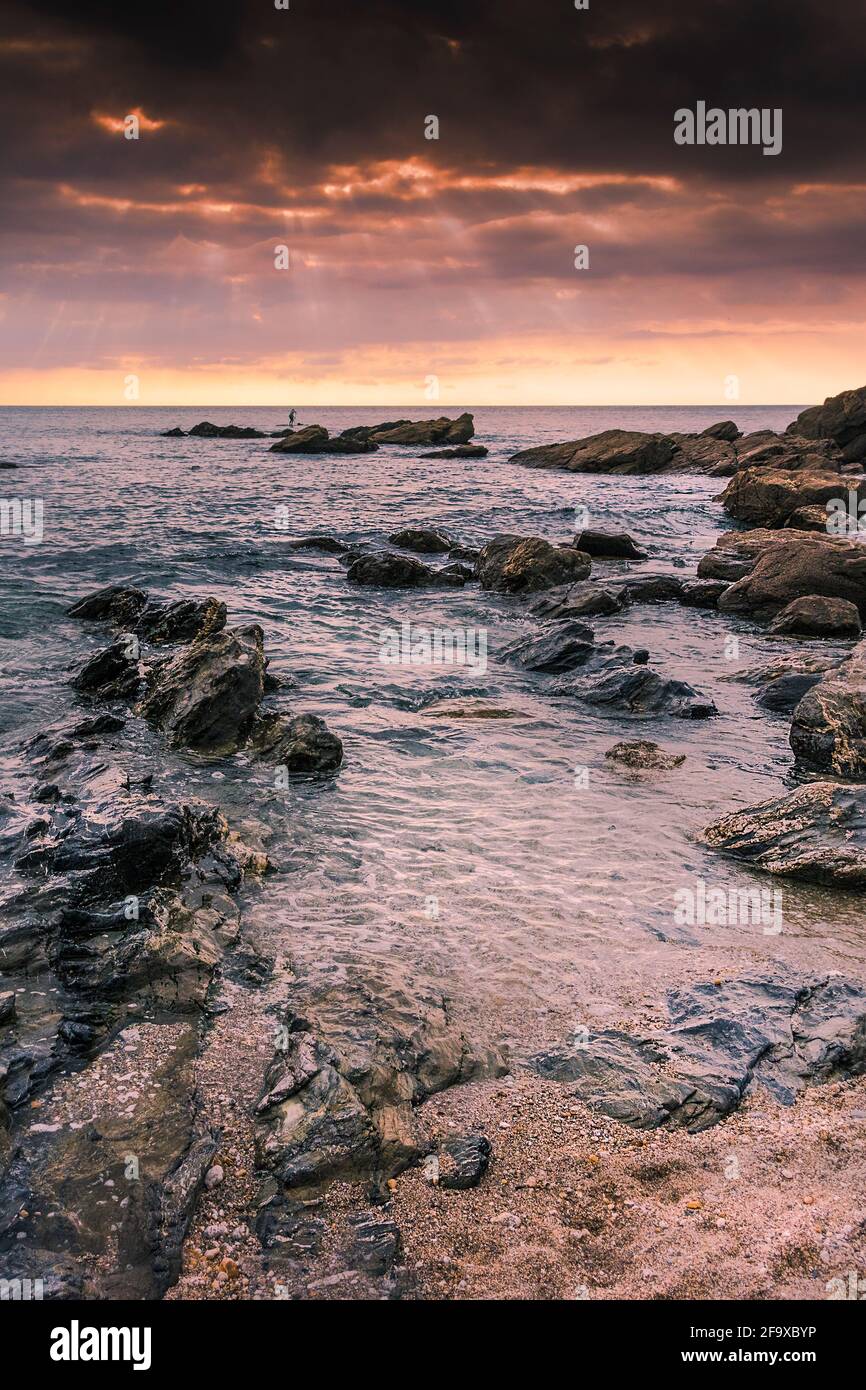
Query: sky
1 0 865 406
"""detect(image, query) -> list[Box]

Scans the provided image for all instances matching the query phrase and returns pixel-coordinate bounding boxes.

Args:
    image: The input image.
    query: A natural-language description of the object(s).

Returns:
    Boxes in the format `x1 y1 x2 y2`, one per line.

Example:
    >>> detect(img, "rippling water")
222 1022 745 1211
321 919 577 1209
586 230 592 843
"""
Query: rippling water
2 404 862 1057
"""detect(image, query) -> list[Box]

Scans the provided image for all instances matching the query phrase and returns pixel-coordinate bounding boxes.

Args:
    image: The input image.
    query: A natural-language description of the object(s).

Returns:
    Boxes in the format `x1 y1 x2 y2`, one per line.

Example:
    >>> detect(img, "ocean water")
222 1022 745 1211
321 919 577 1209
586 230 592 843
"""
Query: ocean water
1 404 862 1054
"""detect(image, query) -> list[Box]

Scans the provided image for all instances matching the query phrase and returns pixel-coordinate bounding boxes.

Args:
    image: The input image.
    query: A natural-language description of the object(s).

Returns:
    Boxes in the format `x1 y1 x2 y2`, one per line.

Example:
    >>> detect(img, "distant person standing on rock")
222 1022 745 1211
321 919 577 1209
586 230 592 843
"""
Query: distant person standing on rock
288 408 296 428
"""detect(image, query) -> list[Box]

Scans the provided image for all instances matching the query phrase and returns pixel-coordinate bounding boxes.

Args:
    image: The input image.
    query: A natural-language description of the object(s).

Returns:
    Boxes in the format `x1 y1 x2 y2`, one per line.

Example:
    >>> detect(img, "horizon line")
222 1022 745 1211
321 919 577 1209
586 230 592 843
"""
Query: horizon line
0 401 808 410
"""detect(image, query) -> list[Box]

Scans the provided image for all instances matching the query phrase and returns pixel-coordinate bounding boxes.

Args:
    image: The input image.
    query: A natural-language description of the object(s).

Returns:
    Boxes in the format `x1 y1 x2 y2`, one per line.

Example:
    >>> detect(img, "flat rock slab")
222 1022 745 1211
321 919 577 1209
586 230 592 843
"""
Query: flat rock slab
530 974 866 1132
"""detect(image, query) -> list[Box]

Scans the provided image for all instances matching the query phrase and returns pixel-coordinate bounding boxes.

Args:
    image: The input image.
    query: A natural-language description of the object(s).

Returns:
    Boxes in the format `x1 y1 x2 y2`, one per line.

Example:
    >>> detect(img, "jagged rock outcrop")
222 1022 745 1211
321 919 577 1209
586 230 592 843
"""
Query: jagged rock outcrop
138 625 267 753
369 413 475 446
269 426 378 454
789 384 866 462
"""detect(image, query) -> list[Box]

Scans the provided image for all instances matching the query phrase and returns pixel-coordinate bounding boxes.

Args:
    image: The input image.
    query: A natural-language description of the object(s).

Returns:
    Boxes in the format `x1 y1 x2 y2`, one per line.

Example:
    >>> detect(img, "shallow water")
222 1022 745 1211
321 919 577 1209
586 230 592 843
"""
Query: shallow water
2 404 863 1059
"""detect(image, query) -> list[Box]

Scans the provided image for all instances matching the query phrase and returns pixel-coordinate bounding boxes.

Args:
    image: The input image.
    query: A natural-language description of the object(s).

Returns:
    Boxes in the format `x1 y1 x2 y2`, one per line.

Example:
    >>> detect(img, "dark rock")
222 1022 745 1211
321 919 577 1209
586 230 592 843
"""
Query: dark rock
346 1213 402 1274
346 551 462 588
573 528 647 560
476 535 591 594
138 624 266 753
269 426 378 454
135 597 227 645
388 527 452 554
531 973 866 1130
789 646 866 778
0 992 16 1025
502 620 596 673
71 639 143 700
250 712 343 775
438 1135 491 1190
768 595 862 638
448 544 480 563
788 384 866 462
605 740 685 770
614 573 684 605
161 427 186 437
701 420 741 441
67 585 147 626
255 969 506 1190
529 581 622 620
703 781 866 886
286 536 349 554
509 429 677 474
680 579 729 608
554 657 717 719
188 421 266 439
756 672 825 713
421 444 488 458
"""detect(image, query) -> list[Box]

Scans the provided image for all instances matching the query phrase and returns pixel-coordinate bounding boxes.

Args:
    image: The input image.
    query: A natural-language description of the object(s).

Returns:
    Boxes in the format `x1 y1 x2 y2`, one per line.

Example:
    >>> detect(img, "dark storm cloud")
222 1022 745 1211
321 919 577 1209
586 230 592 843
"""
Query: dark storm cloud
2 0 866 392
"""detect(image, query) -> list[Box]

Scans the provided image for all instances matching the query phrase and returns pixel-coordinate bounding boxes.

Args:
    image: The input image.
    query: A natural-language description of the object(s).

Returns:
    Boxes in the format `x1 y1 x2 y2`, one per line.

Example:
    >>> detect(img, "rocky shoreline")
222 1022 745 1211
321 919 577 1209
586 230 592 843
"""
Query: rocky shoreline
4 383 866 1300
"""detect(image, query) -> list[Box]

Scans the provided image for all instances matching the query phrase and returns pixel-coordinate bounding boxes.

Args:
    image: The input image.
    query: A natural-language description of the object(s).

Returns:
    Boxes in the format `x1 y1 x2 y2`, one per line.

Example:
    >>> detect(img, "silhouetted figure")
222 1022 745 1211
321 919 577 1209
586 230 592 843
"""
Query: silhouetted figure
288 409 296 428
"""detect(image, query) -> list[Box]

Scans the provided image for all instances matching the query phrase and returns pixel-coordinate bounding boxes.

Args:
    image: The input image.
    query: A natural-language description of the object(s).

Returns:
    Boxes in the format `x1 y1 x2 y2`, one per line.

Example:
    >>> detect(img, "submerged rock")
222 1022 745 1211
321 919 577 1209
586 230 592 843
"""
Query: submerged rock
703 781 866 885
553 655 717 719
529 581 622 619
476 535 591 594
679 579 729 608
605 740 686 770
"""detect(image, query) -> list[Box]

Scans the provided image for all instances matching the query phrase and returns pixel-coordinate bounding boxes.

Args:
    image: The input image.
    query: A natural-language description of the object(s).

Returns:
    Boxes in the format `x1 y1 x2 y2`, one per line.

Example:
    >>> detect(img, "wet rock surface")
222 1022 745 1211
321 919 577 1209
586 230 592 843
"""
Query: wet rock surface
476 535 591 593
703 781 866 886
531 974 866 1131
789 645 866 778
789 383 866 462
768 594 862 638
718 535 866 621
605 740 686 770
346 551 463 588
